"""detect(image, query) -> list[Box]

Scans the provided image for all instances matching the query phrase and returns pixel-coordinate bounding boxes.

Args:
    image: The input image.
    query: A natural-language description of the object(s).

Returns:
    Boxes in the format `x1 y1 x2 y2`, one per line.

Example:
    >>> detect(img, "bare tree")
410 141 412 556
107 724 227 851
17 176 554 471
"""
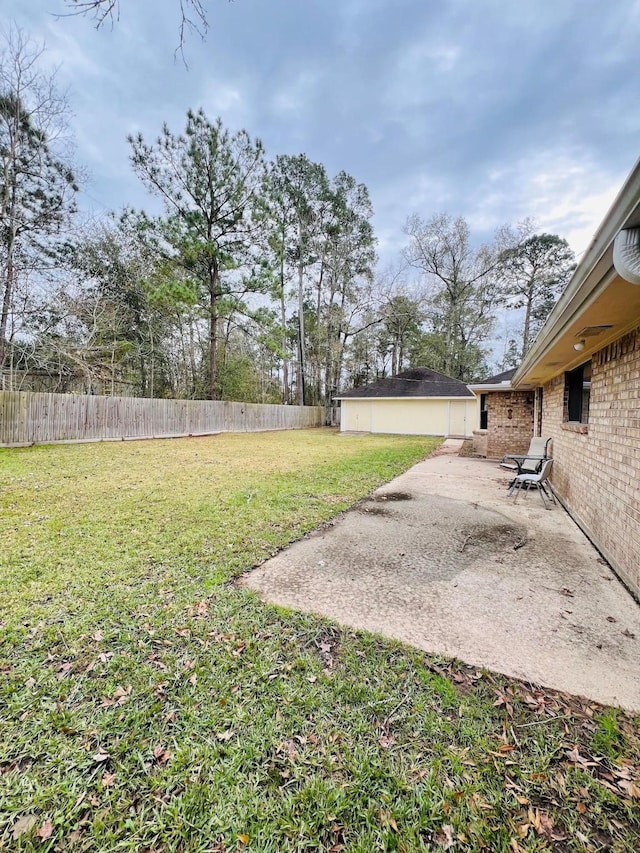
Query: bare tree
403 214 503 380
63 0 221 53
0 26 78 370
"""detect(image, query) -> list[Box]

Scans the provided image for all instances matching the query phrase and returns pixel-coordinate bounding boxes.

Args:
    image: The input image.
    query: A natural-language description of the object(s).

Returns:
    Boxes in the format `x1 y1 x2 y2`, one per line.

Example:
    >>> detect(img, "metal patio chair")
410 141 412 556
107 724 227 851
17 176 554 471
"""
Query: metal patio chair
500 436 552 477
511 458 556 509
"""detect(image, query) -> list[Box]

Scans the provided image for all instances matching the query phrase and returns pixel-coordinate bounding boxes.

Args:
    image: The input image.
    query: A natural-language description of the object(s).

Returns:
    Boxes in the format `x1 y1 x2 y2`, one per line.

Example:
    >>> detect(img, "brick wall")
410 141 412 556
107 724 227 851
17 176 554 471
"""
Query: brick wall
485 389 534 457
541 326 640 597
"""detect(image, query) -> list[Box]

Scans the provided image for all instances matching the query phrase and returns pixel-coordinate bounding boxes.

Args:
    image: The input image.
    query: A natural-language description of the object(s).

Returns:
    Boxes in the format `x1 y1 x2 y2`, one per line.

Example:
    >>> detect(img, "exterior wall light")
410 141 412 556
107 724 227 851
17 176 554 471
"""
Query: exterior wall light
573 340 586 352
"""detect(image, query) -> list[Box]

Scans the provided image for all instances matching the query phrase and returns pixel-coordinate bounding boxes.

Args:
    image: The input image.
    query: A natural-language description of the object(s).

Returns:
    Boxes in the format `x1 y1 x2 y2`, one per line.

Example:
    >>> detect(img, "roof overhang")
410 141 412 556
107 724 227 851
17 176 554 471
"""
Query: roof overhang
513 157 640 388
467 383 513 393
334 395 475 401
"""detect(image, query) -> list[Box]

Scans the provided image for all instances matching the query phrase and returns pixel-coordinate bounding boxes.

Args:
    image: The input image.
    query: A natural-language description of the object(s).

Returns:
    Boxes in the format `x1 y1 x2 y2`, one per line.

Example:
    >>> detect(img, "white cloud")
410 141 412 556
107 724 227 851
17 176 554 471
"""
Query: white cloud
269 70 322 119
40 22 106 80
465 148 634 255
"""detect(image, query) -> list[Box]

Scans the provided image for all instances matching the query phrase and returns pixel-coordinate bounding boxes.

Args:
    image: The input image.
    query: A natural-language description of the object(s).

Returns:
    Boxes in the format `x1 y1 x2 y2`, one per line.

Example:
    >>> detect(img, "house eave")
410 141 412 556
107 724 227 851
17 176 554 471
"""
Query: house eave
467 383 514 393
333 395 475 401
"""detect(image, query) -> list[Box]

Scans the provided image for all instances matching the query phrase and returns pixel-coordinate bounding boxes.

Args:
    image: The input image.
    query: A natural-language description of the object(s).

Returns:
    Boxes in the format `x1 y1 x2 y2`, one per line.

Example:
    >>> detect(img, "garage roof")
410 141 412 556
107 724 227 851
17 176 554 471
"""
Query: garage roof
467 367 517 393
479 368 517 385
336 368 475 399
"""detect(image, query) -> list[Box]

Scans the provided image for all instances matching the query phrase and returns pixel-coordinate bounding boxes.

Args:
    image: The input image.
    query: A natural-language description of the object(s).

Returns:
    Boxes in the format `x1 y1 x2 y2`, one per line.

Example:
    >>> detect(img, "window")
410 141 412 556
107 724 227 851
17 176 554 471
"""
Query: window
565 362 591 424
536 387 543 435
480 393 488 429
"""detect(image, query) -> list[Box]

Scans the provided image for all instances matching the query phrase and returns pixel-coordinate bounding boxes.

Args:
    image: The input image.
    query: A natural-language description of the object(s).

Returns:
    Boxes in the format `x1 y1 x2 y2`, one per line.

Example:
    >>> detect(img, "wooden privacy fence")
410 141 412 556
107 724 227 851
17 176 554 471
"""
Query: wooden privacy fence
0 391 324 447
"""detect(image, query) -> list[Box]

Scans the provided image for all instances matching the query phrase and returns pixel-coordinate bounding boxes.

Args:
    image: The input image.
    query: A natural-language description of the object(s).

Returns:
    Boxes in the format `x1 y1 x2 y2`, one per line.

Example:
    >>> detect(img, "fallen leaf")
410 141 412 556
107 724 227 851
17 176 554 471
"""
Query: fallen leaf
196 600 209 617
113 685 130 705
93 630 103 642
606 616 617 623
36 819 54 841
612 766 633 780
538 813 555 837
216 729 235 742
378 734 396 749
237 834 250 845
622 629 636 639
101 772 116 787
436 824 455 850
153 745 172 764
565 746 589 765
307 675 317 683
92 749 110 763
189 672 198 686
12 815 38 840
618 779 640 799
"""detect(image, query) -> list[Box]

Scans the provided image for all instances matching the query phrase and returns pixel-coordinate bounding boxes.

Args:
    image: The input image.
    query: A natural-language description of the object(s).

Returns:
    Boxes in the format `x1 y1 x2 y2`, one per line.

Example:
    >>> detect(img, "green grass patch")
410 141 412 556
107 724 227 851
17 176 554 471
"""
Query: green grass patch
1 429 639 852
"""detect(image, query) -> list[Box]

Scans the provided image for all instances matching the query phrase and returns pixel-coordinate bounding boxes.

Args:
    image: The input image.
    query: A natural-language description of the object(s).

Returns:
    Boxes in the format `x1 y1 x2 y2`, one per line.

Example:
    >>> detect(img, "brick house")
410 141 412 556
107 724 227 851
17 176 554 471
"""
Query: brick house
475 159 640 598
468 368 535 458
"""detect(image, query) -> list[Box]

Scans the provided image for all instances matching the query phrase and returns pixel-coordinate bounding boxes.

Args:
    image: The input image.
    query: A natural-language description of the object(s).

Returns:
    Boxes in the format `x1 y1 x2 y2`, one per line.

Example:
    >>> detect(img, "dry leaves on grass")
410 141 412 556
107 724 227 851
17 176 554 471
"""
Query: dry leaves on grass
153 744 172 765
36 819 54 841
92 749 110 763
12 815 38 840
101 685 131 707
435 824 455 849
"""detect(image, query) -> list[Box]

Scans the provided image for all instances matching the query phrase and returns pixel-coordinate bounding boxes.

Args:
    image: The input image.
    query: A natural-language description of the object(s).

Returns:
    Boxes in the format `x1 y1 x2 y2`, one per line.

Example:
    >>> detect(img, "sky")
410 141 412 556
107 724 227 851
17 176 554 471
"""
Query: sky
4 0 640 279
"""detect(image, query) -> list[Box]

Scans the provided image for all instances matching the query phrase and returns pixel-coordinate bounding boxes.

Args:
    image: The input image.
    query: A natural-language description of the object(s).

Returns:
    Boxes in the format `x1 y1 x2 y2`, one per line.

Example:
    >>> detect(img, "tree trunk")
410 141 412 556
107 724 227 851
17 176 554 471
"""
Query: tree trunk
0 254 13 369
522 283 534 355
149 323 155 399
297 262 305 406
279 247 289 404
0 187 18 370
209 262 220 400
186 316 198 398
314 260 325 406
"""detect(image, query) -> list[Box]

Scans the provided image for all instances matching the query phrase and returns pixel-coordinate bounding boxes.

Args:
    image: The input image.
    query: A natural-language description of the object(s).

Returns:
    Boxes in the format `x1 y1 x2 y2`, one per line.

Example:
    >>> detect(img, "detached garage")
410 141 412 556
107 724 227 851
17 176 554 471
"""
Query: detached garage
335 367 475 437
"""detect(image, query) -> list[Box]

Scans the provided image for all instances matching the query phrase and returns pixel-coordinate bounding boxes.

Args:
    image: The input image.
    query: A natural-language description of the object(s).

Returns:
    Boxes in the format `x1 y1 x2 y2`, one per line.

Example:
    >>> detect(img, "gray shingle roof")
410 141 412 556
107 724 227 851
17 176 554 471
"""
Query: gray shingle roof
336 367 475 399
476 368 517 385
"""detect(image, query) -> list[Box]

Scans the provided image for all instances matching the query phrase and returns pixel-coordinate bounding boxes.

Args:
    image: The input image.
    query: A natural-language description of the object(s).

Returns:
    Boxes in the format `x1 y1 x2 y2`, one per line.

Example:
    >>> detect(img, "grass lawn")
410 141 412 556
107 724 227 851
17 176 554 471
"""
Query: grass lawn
1 428 639 852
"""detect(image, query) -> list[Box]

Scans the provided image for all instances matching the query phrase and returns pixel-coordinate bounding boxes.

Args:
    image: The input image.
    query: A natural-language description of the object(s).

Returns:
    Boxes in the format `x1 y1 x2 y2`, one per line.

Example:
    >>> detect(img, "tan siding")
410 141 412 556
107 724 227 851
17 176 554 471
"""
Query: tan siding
340 398 473 437
340 399 372 432
448 400 472 437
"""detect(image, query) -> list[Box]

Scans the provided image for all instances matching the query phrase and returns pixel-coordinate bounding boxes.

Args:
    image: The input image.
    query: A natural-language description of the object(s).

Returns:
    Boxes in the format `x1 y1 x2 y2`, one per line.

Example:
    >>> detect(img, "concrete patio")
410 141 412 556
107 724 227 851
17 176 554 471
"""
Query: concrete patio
243 441 640 711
